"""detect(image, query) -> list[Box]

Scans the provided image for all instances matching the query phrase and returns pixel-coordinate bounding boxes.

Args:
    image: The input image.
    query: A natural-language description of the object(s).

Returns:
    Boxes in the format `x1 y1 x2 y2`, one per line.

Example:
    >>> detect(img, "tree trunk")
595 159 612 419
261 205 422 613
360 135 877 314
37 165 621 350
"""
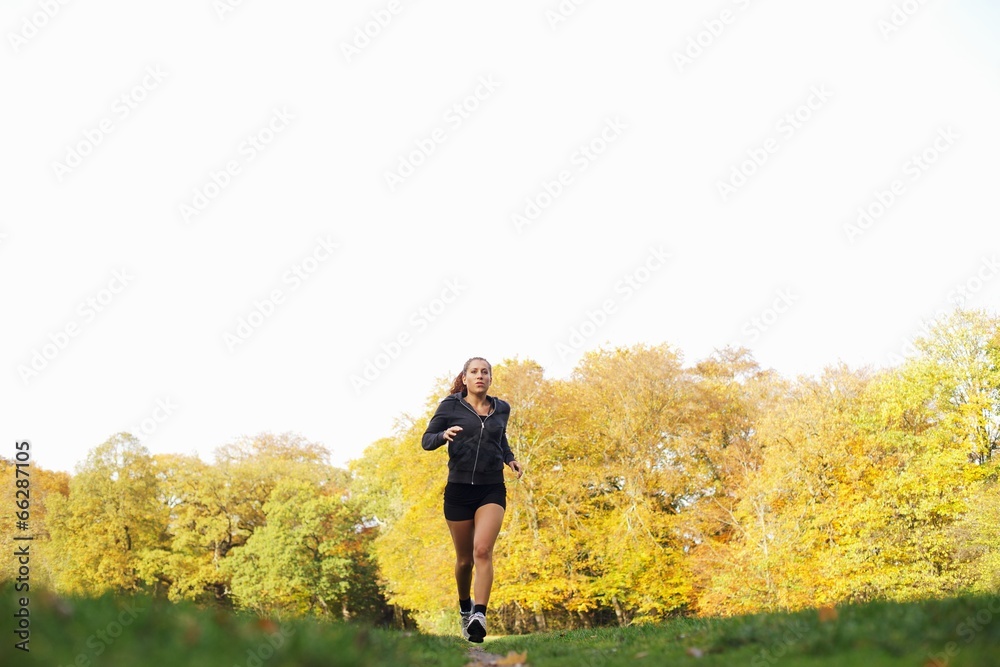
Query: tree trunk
533 604 547 632
611 595 626 626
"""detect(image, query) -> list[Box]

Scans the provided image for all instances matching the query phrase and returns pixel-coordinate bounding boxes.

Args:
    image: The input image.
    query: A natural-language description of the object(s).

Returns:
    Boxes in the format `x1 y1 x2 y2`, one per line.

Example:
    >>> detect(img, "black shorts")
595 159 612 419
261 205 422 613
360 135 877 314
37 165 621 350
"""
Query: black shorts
443 482 506 521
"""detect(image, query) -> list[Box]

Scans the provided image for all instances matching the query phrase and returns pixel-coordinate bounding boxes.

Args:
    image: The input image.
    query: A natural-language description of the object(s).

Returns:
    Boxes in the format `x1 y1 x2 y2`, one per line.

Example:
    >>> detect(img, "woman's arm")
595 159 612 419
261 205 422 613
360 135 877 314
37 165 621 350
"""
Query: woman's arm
421 399 451 451
500 425 515 464
499 404 523 478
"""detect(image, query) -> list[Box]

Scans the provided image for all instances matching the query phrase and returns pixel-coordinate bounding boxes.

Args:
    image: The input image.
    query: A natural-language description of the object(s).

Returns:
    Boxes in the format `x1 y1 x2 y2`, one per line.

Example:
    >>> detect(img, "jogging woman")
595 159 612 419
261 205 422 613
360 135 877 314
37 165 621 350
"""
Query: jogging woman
421 357 523 642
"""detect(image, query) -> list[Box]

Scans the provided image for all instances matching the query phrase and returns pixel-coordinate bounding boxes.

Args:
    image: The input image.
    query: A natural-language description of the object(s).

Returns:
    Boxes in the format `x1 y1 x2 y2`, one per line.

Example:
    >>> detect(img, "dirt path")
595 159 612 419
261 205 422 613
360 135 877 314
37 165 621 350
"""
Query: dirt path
464 645 529 667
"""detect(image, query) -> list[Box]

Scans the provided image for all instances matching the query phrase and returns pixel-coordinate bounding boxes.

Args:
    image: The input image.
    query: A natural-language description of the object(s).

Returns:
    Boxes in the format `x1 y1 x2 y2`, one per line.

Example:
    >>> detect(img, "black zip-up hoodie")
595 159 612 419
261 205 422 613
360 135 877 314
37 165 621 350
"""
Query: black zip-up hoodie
421 392 514 485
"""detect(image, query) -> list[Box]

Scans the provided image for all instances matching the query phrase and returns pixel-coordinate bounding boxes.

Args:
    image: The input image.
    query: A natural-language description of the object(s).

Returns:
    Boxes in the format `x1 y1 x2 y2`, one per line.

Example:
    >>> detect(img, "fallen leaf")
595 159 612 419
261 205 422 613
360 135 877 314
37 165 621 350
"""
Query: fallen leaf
496 650 528 666
686 647 705 658
818 606 839 623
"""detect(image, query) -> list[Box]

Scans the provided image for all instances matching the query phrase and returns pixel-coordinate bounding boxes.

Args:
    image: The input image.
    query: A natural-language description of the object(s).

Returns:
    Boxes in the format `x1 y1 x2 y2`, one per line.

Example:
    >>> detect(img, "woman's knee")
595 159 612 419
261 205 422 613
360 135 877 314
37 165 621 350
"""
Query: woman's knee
472 543 493 562
456 555 474 571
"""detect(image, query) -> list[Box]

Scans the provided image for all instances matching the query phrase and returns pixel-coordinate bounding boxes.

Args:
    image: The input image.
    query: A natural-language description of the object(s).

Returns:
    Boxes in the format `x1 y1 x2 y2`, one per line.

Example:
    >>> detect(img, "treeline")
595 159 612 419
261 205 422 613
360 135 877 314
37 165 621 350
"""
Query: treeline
0 434 396 625
352 308 1000 632
3 309 999 635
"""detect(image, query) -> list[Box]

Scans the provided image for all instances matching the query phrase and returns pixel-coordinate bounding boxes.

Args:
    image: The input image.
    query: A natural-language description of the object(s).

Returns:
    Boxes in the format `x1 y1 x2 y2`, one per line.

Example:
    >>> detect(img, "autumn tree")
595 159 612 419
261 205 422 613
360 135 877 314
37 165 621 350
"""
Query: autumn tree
350 380 457 632
46 433 168 596
0 458 69 588
696 309 1000 614
696 364 877 614
482 359 587 631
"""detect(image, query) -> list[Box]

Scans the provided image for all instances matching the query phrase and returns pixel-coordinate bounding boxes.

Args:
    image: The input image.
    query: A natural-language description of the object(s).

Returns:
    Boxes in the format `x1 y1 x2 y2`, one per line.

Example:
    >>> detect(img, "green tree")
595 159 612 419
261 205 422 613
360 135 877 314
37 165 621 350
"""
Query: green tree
142 432 351 607
138 453 237 603
851 309 1000 598
223 478 360 617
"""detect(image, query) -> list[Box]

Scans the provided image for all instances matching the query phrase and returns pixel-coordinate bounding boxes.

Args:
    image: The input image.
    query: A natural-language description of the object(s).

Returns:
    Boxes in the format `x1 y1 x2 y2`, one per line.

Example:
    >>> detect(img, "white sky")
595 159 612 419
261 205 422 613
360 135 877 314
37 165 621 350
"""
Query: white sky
3 0 999 474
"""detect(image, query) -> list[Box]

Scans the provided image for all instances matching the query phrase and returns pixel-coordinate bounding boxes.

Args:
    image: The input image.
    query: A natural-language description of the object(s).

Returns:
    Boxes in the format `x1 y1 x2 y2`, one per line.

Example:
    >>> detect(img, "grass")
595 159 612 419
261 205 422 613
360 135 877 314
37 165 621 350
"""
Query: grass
3 583 467 667
486 594 1000 666
5 583 1000 666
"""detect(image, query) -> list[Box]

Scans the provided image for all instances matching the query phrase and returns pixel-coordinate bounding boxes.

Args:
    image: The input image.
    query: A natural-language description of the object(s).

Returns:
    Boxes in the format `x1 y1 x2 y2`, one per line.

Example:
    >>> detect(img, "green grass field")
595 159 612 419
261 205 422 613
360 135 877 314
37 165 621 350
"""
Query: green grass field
487 595 1000 666
4 583 467 667
4 583 1000 666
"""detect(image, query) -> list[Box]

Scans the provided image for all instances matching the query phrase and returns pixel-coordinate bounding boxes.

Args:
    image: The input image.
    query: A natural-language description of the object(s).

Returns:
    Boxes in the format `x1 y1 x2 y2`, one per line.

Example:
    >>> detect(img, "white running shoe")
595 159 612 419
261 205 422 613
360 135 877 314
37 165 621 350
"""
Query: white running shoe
460 610 473 640
466 611 486 643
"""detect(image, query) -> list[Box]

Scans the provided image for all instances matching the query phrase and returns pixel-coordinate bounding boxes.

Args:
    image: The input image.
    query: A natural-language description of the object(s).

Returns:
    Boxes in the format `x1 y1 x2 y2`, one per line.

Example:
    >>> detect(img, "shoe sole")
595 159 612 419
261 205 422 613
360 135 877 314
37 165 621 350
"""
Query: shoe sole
467 619 485 643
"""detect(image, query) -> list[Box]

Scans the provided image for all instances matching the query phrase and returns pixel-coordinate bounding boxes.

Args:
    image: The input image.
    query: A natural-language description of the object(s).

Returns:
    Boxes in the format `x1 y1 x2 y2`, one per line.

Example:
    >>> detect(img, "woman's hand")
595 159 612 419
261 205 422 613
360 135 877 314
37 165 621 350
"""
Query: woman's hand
508 460 524 479
442 426 463 443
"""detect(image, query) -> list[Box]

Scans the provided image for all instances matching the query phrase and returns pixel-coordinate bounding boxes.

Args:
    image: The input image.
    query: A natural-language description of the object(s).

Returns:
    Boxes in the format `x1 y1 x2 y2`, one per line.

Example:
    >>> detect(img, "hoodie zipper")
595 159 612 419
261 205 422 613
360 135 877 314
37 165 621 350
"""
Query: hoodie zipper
459 397 494 485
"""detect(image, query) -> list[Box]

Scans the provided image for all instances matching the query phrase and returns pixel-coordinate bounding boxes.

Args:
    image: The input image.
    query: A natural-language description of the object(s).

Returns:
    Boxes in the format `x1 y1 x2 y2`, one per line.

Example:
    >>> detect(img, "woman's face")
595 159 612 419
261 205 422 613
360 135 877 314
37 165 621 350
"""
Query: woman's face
464 360 491 393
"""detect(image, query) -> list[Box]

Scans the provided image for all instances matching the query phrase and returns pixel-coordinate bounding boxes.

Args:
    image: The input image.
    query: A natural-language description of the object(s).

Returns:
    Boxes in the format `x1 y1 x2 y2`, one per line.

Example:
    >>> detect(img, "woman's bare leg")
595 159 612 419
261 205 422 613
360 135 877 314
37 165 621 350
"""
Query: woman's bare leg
471 503 505 608
447 519 475 600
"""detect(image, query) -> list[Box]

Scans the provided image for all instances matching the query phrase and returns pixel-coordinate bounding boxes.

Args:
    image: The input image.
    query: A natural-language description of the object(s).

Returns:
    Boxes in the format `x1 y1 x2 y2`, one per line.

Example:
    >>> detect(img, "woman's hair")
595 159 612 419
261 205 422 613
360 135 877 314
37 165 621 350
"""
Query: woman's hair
449 357 491 395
